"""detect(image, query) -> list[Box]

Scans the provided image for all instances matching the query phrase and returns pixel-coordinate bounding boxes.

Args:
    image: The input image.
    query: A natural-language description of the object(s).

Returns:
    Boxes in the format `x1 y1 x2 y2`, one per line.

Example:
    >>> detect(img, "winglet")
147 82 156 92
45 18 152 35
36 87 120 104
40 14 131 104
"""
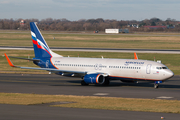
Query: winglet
134 52 138 60
4 53 15 67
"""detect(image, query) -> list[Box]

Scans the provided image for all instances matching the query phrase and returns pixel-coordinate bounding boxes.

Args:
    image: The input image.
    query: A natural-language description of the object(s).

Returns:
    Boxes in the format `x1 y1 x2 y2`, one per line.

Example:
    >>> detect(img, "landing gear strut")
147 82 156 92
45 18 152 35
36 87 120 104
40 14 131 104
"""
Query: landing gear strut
154 81 162 89
154 83 159 89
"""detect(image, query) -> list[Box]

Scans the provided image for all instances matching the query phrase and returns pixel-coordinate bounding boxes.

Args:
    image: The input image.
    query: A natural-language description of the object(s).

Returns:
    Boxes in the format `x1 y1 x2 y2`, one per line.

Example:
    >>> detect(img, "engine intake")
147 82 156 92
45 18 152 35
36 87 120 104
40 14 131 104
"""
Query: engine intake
84 74 105 84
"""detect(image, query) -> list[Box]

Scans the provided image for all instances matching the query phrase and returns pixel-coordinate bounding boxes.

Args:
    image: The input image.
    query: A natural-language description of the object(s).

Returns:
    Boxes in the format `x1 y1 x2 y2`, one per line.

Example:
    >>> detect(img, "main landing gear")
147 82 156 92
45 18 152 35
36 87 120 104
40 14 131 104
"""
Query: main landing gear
81 80 89 86
102 78 110 86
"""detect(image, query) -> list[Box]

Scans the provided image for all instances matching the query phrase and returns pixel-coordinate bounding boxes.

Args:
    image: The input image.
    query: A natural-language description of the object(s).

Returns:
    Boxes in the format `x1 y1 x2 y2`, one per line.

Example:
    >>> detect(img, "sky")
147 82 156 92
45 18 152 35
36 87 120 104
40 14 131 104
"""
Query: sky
1 0 180 21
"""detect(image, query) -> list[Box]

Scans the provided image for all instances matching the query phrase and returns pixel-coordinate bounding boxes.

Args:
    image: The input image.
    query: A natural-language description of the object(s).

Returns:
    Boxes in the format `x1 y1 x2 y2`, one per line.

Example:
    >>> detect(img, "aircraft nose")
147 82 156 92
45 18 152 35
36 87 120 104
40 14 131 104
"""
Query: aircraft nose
166 70 174 79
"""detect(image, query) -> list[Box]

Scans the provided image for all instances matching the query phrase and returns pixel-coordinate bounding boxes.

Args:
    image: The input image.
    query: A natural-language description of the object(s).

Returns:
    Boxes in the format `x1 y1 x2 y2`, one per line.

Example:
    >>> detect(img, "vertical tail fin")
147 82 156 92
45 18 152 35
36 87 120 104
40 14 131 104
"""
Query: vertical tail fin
30 22 62 58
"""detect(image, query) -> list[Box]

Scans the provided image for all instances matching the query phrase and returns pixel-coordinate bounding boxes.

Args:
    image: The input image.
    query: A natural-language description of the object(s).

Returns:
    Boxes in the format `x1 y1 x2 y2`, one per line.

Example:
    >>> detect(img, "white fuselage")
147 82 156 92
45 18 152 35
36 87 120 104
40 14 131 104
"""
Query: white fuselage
50 57 174 81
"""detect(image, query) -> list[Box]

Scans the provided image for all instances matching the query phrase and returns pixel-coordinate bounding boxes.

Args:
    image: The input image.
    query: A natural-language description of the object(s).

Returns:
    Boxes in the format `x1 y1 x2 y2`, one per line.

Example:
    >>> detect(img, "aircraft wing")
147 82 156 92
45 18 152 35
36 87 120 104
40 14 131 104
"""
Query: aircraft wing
4 53 86 74
8 56 40 62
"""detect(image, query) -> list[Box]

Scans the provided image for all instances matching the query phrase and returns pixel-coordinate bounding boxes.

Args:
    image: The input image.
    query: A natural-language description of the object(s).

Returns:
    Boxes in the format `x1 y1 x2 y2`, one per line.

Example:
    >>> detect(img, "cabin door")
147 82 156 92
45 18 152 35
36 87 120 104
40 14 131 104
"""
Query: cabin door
146 64 151 74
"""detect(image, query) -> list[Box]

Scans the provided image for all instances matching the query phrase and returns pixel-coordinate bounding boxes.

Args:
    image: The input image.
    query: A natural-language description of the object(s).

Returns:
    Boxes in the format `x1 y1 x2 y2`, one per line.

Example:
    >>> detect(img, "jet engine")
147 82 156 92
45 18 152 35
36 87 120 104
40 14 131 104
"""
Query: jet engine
84 74 105 84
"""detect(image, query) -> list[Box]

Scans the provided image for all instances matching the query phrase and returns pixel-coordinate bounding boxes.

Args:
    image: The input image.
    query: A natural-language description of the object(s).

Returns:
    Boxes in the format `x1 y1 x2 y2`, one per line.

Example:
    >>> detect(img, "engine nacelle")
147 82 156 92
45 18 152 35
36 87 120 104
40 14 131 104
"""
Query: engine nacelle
84 74 105 84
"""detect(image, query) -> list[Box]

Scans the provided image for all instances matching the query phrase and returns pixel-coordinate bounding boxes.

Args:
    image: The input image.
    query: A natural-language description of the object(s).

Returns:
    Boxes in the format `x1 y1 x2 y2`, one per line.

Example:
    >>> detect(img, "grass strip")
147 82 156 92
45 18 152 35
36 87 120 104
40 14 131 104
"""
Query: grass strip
0 32 180 49
0 92 180 113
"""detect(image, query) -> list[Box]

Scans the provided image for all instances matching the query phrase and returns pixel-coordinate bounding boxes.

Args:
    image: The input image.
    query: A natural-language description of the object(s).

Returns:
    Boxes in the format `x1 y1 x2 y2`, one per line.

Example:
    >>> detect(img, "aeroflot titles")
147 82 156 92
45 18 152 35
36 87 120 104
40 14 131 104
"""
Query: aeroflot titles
124 61 144 66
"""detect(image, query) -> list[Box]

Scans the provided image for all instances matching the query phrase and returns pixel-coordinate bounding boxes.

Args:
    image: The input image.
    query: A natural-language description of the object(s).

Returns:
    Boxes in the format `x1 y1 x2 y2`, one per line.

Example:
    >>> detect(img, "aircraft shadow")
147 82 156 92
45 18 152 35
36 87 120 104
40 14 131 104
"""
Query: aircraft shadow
56 80 180 89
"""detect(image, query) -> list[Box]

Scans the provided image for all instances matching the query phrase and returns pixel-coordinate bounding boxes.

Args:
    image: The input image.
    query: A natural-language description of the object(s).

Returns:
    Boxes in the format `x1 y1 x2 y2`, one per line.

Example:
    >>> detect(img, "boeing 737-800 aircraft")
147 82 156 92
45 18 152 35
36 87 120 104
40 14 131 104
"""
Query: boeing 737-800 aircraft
5 22 174 88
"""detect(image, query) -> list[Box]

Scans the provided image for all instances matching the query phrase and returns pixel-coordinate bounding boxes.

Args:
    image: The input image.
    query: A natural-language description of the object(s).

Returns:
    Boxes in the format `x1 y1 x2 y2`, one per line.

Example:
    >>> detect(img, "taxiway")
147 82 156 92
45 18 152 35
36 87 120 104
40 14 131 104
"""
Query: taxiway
0 73 179 100
0 73 180 120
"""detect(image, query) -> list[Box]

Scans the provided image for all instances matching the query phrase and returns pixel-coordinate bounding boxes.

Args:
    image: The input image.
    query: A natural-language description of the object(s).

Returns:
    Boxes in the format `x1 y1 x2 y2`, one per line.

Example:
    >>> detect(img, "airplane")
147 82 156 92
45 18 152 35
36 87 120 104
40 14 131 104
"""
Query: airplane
4 22 174 88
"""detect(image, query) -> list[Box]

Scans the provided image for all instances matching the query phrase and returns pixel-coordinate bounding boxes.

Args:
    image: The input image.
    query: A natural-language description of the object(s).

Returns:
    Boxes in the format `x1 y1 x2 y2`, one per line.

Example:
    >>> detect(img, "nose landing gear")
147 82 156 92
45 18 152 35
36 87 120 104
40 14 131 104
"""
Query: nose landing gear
154 81 162 89
154 83 159 89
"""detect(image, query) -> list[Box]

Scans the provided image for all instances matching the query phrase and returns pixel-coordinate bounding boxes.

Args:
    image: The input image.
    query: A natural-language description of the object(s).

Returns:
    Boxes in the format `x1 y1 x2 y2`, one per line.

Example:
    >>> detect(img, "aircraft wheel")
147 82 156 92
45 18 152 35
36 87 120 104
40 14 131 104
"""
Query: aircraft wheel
81 80 89 86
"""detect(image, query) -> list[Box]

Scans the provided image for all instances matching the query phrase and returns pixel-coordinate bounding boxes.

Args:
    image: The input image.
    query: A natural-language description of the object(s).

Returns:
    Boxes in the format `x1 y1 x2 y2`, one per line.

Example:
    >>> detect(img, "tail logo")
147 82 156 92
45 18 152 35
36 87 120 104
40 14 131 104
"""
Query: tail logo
31 31 51 56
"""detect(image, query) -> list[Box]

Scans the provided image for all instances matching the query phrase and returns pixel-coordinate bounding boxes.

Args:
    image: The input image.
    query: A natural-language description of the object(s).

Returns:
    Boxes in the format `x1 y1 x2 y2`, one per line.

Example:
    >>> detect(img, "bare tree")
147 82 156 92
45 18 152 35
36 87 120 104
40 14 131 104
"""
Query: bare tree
0 18 179 32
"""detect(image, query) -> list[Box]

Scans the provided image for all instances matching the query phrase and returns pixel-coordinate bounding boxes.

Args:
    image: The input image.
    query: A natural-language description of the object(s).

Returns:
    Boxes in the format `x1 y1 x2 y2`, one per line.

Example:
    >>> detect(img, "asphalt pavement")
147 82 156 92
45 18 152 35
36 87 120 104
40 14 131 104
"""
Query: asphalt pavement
0 73 179 100
0 73 180 120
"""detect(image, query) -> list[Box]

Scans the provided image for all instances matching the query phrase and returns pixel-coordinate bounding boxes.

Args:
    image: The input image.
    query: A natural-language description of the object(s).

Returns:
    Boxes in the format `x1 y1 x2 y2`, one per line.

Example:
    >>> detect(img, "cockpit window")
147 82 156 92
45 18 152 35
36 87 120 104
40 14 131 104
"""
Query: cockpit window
156 67 160 69
162 67 168 69
156 67 168 70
